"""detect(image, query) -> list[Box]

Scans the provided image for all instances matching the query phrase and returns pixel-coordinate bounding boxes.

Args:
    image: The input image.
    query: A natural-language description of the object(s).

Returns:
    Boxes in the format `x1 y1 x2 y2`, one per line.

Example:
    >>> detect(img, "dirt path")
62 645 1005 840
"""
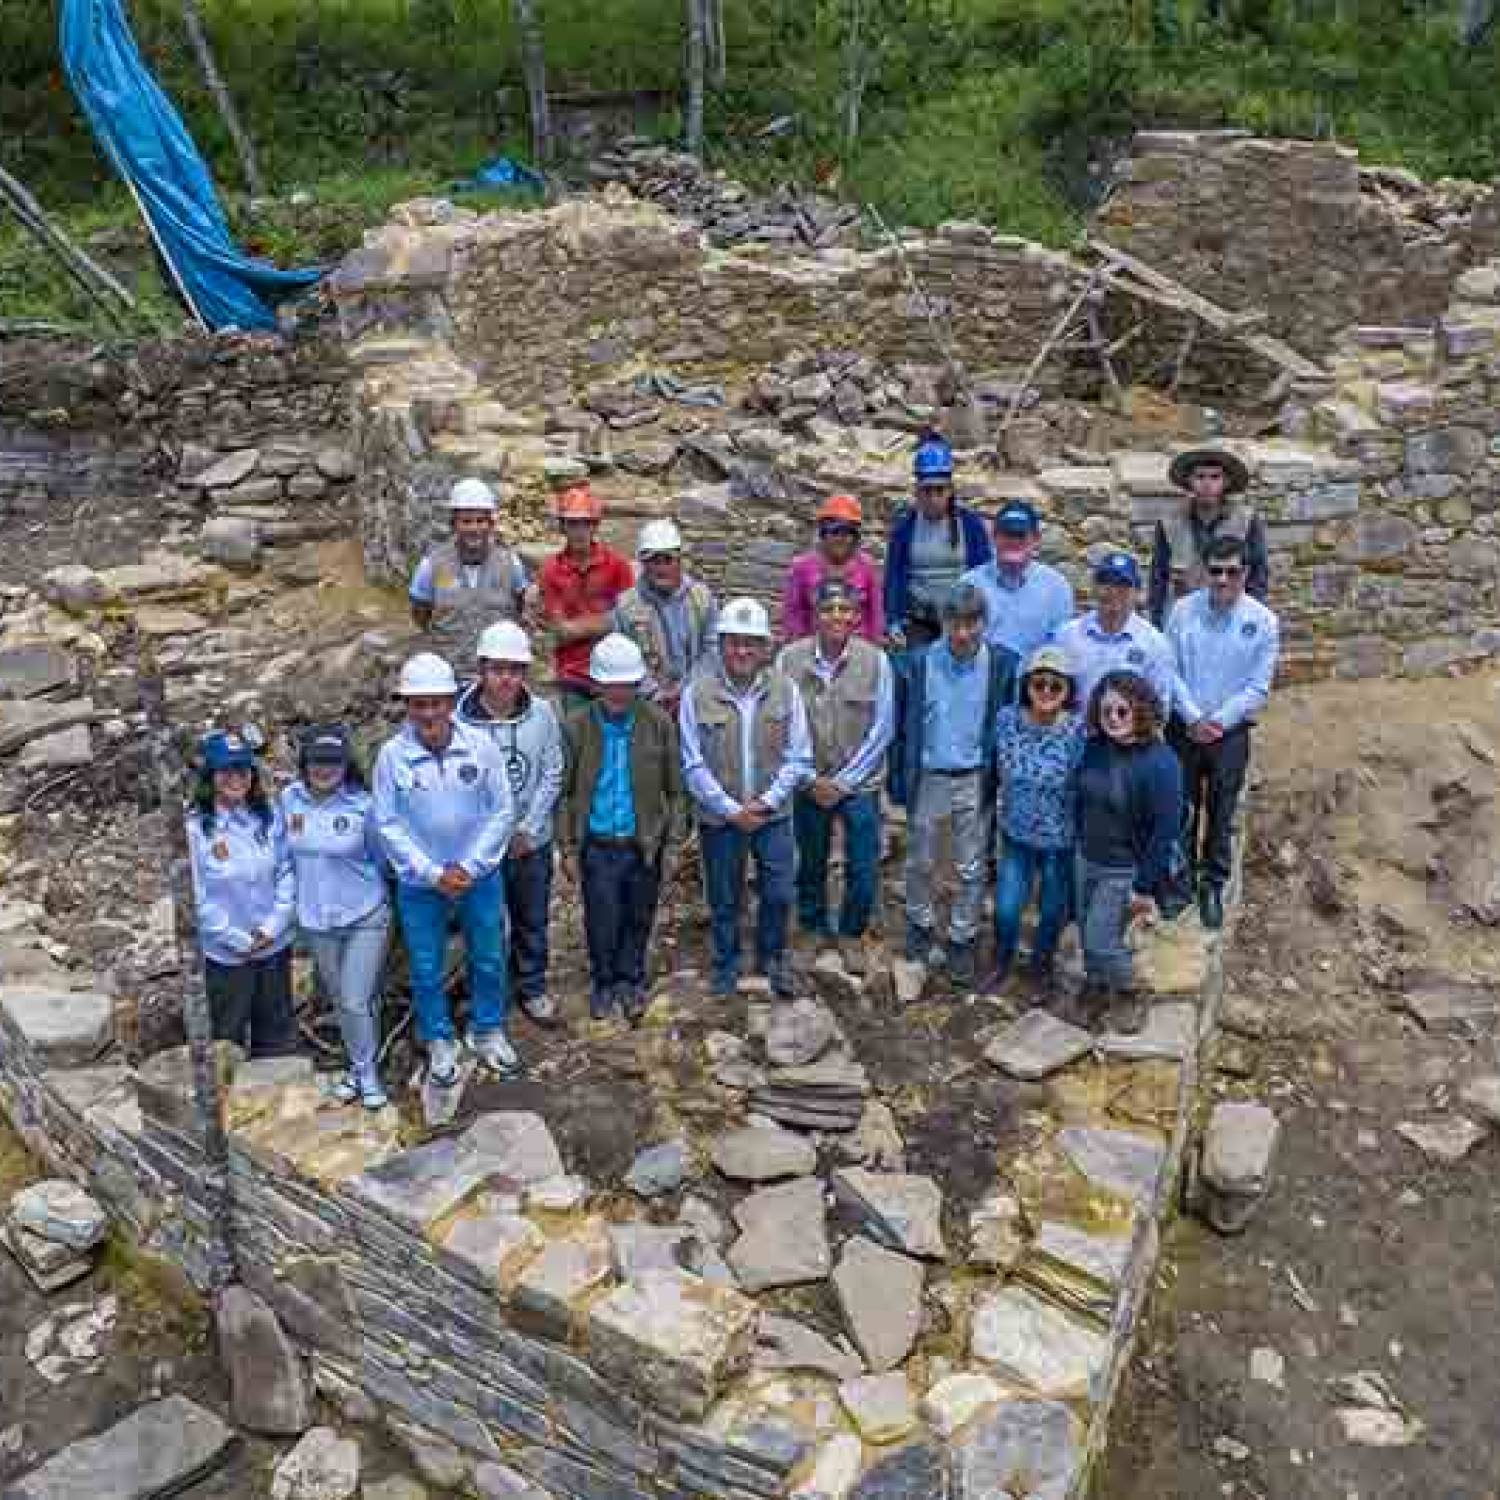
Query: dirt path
1099 671 1500 1500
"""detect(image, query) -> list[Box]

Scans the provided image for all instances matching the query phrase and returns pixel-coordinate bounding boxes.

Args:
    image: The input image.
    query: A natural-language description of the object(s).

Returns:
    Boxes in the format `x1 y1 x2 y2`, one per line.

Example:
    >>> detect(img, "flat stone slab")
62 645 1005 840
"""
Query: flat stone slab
0 644 74 700
0 699 97 758
1057 1125 1166 1207
985 1011 1093 1080
1399 980 1500 1030
832 1169 946 1258
460 1112 566 1185
727 1177 830 1292
848 1440 948 1500
0 988 112 1068
970 1287 1109 1400
755 1313 863 1381
10 1180 107 1252
270 1426 359 1500
438 1210 544 1288
832 1236 923 1373
216 1284 311 1436
625 1140 689 1198
1201 1101 1280 1194
920 1372 1007 1438
1396 1116 1487 1164
839 1371 916 1443
951 1398 1082 1500
765 998 841 1067
1029 1221 1132 1293
1100 1001 1198 1059
587 1269 758 1422
513 1221 612 1338
3 1394 234 1500
3 1220 93 1293
1460 1074 1500 1126
711 1125 817 1182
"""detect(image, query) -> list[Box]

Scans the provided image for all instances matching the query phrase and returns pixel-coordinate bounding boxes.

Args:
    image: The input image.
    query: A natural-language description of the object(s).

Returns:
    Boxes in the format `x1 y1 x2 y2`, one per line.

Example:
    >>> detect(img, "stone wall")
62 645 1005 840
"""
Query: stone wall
1096 129 1495 357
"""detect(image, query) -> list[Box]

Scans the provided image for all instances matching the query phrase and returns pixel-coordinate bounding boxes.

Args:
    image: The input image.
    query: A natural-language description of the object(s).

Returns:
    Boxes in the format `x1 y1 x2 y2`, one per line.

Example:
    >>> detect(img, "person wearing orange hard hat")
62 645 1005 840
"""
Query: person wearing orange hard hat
779 492 884 643
536 481 634 711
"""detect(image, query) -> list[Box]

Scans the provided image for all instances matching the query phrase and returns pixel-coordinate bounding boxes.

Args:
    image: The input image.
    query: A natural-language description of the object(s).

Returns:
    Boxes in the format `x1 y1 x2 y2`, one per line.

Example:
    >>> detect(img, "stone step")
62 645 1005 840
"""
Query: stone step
0 988 113 1068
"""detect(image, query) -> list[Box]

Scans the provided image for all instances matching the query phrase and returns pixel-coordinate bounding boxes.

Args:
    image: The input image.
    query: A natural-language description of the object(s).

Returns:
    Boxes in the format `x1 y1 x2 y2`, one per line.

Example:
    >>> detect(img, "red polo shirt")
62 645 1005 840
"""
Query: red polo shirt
540 541 634 688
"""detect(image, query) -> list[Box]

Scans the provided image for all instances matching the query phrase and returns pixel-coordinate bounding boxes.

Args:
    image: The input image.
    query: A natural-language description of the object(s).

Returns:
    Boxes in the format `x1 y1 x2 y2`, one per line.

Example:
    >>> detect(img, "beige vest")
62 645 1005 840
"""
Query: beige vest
688 670 797 825
1163 502 1255 600
780 637 885 791
424 540 523 659
616 579 716 690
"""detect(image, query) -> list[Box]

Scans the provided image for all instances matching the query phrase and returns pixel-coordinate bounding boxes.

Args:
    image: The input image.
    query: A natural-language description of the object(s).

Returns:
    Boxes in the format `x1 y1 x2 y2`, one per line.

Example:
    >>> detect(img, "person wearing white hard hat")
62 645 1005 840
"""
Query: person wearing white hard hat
680 597 814 999
457 621 565 1026
373 652 522 1084
613 520 718 717
559 633 684 1023
409 478 529 659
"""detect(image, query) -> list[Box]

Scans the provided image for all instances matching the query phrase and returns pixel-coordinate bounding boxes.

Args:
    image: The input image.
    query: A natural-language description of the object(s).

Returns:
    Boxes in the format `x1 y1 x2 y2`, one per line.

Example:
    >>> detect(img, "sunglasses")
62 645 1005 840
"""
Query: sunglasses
1028 675 1068 695
1207 564 1244 578
819 524 860 539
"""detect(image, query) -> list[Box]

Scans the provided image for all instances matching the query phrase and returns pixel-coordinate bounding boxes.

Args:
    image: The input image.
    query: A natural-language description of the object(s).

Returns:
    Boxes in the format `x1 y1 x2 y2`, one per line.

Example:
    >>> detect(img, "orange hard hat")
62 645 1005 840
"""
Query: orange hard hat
817 494 863 527
554 482 603 522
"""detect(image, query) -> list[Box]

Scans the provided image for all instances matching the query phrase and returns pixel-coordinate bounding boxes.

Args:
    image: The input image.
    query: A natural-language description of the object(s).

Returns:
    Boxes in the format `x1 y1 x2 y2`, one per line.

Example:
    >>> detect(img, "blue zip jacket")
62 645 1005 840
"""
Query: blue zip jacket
1077 736 1183 897
888 639 1019 809
882 504 994 634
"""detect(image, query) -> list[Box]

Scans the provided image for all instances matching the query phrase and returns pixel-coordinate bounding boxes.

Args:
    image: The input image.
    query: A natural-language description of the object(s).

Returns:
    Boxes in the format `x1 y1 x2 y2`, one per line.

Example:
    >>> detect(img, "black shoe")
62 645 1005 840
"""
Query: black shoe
1199 885 1224 931
766 954 796 1001
589 986 617 1020
622 985 650 1024
1108 986 1150 1034
945 941 977 990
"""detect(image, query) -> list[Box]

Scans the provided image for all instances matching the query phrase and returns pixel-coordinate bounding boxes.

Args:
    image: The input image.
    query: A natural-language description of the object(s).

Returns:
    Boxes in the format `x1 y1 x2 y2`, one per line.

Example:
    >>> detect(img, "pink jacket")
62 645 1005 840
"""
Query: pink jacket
780 551 885 642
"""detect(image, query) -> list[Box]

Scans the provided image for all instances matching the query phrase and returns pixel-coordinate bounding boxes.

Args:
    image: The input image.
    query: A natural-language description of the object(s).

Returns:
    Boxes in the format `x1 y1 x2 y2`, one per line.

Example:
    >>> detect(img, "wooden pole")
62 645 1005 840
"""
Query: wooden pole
179 0 265 197
136 631 238 1290
685 0 707 158
511 0 552 165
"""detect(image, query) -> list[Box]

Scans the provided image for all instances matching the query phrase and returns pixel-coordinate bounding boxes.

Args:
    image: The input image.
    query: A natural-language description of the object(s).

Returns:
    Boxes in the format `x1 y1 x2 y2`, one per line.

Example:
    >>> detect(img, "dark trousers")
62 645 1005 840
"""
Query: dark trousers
793 789 881 939
1170 723 1251 890
505 843 554 1001
581 839 662 994
205 948 296 1057
700 817 795 986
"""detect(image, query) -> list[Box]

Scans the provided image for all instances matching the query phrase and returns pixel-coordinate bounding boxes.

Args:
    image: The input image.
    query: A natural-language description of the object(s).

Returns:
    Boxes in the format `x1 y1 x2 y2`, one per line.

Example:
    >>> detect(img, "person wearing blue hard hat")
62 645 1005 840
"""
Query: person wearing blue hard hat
882 432 993 652
187 728 297 1058
281 724 391 1109
958 497 1074 664
1054 550 1179 715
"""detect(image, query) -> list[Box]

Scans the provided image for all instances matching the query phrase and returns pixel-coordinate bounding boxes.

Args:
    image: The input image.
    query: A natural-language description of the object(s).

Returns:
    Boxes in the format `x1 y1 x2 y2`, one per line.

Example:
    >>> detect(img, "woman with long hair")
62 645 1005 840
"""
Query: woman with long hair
281 724 391 1108
187 730 296 1057
1073 671 1182 1034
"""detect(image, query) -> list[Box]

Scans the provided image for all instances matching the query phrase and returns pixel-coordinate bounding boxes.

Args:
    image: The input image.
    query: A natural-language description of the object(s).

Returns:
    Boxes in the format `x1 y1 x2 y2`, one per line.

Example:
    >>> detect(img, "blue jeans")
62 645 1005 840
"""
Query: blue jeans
793 790 881 939
700 817 795 987
994 838 1072 975
395 871 508 1043
304 907 391 1081
505 844 553 1001
1078 858 1136 989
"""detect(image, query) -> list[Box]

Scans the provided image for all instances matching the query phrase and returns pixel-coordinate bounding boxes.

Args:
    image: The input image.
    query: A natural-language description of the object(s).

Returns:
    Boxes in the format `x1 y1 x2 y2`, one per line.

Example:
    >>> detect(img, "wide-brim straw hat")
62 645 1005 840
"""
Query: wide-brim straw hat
1169 447 1250 495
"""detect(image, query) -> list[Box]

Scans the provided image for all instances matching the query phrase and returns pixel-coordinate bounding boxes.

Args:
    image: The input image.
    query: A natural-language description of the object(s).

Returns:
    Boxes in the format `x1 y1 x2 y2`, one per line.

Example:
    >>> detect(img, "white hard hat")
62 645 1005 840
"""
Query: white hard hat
397 652 459 696
589 633 647 686
448 477 498 514
476 619 533 664
637 520 683 558
717 596 771 640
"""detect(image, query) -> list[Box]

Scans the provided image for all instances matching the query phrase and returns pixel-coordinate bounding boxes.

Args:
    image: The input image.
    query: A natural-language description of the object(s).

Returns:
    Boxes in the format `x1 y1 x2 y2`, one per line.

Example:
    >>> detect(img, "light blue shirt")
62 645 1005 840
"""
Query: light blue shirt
921 642 991 772
372 720 517 888
679 672 815 821
280 783 388 933
187 805 295 966
1168 588 1281 730
588 709 638 838
1055 610 1180 717
960 559 1075 662
792 643 897 792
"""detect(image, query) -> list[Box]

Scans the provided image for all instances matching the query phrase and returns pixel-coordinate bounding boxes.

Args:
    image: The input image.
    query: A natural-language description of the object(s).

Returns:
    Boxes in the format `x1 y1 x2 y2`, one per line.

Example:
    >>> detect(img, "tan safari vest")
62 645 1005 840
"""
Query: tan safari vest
424 540 524 658
615 579 716 691
779 636 885 792
1163 502 1255 600
687 669 797 825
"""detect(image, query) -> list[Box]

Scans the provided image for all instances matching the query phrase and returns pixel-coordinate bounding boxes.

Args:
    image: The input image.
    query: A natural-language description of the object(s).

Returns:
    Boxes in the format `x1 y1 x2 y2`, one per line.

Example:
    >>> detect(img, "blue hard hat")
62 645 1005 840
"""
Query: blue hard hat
1093 551 1142 589
913 436 954 481
995 500 1040 536
201 730 255 773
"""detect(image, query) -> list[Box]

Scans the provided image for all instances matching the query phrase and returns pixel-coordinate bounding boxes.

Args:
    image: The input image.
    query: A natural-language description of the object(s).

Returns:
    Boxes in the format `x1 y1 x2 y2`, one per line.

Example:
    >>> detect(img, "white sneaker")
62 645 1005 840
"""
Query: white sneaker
469 1028 522 1077
428 1037 461 1087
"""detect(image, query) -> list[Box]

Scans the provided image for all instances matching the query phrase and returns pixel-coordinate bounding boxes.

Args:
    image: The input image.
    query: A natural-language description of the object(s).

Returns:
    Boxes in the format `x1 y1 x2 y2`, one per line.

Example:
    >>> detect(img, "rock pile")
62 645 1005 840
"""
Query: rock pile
3 1177 108 1291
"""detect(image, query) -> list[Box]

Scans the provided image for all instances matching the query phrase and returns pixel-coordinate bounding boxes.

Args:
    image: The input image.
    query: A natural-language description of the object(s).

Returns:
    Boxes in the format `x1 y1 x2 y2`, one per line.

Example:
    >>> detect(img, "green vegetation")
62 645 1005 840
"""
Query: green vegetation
3 0 1499 333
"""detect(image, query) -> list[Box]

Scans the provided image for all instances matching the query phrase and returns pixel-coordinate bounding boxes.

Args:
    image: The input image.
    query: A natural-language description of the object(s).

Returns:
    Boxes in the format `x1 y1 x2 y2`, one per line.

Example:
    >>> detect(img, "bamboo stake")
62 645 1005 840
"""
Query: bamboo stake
180 0 265 197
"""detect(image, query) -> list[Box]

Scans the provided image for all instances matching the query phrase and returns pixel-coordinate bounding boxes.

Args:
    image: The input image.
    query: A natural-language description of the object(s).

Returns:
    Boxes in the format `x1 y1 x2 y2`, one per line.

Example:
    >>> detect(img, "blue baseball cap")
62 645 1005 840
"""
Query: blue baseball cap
1093 551 1142 588
301 723 351 766
201 730 255 772
995 500 1040 537
914 436 954 482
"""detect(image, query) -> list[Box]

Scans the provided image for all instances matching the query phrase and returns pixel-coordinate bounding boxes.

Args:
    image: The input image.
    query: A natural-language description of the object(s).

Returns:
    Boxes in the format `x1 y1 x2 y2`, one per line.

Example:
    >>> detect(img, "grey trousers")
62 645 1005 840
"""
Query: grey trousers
303 907 391 1082
905 770 988 945
1078 858 1136 989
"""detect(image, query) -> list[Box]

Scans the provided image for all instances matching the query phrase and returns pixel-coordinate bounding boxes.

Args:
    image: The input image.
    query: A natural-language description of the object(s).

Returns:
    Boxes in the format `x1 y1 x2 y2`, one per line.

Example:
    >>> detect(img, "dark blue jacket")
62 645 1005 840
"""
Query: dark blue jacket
883 504 994 634
888 641 1020 809
1077 737 1183 897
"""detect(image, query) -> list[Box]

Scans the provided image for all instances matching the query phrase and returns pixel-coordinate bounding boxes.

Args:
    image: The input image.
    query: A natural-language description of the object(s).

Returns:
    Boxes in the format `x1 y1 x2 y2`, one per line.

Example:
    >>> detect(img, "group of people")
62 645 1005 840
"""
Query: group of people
188 434 1279 1102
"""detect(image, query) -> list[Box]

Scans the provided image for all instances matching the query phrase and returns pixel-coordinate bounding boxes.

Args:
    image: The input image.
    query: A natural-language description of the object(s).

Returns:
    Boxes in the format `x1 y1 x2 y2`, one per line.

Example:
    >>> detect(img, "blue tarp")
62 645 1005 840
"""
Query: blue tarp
60 0 321 331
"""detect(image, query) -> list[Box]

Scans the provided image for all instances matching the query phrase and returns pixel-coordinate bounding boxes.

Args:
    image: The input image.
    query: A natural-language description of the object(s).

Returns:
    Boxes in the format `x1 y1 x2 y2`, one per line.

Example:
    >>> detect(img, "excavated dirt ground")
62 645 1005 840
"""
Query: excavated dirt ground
1099 670 1500 1500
